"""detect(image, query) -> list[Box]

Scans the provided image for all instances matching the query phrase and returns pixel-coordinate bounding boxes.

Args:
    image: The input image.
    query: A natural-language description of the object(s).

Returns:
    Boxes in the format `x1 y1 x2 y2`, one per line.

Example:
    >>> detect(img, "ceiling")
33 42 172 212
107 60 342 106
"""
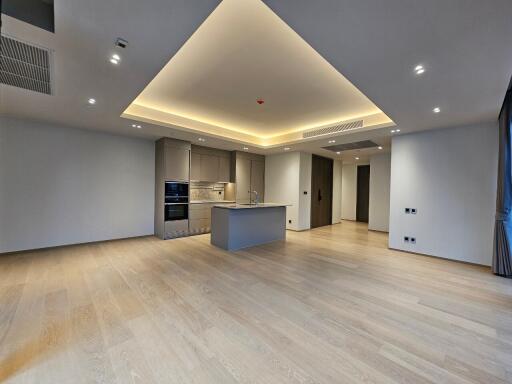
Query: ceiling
123 0 392 146
1 0 511 160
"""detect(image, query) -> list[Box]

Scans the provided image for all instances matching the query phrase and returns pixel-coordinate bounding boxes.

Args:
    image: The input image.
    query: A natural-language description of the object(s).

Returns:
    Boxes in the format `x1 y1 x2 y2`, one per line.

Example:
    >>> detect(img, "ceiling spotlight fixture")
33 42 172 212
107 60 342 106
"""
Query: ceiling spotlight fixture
110 53 121 65
136 125 141 129
396 129 401 132
243 147 249 150
433 107 441 113
391 129 395 133
336 151 341 155
198 137 206 142
284 147 290 151
88 98 96 105
131 123 142 129
378 146 383 150
355 157 360 160
328 140 336 144
414 64 425 75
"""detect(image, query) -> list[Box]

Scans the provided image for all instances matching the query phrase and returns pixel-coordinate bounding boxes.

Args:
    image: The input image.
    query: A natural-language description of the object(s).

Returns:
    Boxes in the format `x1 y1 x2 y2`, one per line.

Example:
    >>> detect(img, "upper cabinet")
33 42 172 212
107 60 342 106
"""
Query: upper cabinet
190 145 231 183
156 138 190 182
218 156 231 182
190 153 201 181
200 154 219 182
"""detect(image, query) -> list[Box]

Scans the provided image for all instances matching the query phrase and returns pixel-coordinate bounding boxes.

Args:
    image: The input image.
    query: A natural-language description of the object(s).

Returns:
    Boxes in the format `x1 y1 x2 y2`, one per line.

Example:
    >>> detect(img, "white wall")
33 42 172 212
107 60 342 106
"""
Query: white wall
341 164 357 220
389 122 498 265
332 160 342 224
0 117 155 253
369 153 391 232
265 151 311 231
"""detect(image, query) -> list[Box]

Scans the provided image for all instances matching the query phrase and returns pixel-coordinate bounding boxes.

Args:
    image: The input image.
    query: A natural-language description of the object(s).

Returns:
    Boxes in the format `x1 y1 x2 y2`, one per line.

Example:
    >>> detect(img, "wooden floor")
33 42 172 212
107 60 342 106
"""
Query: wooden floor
1 221 511 384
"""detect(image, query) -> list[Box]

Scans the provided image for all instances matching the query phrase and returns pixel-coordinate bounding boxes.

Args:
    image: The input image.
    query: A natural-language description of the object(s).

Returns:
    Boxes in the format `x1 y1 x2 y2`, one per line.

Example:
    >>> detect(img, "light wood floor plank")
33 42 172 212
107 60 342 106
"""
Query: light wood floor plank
0 221 511 383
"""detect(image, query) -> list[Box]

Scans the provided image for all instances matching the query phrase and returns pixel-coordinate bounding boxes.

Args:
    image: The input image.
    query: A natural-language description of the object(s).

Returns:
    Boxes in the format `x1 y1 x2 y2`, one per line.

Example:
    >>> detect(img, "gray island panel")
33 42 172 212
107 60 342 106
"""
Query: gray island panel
211 205 287 251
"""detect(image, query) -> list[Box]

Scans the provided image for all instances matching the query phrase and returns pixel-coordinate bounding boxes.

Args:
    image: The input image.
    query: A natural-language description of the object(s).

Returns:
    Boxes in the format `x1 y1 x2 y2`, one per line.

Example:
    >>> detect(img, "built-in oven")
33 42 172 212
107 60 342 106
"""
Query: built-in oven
165 182 189 204
164 181 189 239
164 203 188 221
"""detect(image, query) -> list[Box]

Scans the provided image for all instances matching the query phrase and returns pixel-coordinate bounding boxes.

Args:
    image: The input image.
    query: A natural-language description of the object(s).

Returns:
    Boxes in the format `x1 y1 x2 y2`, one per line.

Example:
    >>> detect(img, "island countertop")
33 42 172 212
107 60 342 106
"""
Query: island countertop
212 203 290 210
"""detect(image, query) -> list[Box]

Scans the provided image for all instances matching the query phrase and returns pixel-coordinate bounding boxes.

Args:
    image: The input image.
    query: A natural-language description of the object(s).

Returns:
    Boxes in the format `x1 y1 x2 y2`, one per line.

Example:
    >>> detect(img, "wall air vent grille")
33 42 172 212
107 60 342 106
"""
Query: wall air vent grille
0 35 52 95
302 119 364 139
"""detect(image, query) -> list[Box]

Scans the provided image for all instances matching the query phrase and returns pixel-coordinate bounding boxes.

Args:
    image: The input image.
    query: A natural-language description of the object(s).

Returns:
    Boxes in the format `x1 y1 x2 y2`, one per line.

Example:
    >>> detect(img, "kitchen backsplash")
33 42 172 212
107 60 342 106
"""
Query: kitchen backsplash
190 182 226 201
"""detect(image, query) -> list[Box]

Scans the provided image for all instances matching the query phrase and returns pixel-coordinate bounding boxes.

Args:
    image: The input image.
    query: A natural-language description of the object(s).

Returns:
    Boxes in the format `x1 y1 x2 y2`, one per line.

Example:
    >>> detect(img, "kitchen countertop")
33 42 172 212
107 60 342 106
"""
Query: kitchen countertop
190 200 235 204
213 203 290 210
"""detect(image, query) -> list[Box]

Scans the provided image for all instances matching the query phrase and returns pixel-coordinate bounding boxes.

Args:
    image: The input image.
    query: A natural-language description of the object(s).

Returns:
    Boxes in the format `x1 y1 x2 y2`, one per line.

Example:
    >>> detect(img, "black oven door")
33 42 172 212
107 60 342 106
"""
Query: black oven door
165 182 189 204
164 204 189 221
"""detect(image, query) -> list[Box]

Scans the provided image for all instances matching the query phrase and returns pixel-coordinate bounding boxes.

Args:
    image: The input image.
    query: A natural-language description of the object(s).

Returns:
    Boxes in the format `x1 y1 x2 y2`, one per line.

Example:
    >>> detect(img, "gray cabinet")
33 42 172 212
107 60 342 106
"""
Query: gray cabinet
189 203 232 234
189 203 212 234
218 156 231 182
190 145 231 182
250 160 265 202
200 154 219 182
236 157 252 203
164 142 190 181
155 138 191 239
232 152 265 203
190 153 201 181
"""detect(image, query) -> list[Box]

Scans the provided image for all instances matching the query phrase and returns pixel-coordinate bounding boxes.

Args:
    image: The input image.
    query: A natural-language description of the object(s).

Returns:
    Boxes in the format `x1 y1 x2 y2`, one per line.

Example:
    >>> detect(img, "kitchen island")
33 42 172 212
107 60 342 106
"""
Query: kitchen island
211 204 288 251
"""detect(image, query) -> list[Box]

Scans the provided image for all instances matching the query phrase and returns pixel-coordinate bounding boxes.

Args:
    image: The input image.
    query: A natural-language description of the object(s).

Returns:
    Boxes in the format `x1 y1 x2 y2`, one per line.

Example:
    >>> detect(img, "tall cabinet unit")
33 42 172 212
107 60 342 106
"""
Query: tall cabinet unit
231 151 265 204
155 138 191 239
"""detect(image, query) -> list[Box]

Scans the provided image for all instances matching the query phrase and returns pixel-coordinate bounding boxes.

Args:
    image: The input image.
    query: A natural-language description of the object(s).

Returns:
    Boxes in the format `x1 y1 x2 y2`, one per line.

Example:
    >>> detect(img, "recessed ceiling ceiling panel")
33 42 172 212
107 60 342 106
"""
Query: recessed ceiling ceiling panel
123 0 393 146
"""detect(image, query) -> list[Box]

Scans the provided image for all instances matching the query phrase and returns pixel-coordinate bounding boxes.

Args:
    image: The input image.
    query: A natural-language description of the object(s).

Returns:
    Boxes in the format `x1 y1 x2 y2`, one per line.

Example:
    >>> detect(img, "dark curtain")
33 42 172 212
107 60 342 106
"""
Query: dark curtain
493 87 512 277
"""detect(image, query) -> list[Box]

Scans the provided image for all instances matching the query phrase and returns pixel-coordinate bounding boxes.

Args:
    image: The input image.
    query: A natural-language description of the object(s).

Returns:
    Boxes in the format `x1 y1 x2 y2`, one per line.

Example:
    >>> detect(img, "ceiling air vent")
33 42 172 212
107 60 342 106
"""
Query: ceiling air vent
302 119 363 139
323 140 379 153
0 35 52 95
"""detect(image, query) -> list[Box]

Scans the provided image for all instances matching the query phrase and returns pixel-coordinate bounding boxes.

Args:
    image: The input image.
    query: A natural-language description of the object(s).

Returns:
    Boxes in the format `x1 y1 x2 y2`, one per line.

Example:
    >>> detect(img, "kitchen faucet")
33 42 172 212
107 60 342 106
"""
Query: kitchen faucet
251 190 259 204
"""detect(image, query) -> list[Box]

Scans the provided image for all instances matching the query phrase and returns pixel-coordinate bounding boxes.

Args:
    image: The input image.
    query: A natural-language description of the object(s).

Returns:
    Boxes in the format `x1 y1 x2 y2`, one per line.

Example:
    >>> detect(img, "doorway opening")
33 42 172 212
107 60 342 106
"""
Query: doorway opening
356 164 370 222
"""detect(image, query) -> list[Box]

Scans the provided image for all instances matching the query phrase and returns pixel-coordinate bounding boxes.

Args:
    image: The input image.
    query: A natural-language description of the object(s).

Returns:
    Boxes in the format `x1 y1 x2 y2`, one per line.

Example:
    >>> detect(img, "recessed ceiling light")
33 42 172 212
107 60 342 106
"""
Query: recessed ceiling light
396 129 401 132
391 129 395 133
136 125 142 129
131 124 136 128
110 58 119 65
243 146 249 150
112 54 121 61
336 151 341 155
355 157 360 160
88 98 96 105
414 64 425 75
433 107 441 113
198 138 206 142
378 146 383 150
284 147 290 151
328 140 336 144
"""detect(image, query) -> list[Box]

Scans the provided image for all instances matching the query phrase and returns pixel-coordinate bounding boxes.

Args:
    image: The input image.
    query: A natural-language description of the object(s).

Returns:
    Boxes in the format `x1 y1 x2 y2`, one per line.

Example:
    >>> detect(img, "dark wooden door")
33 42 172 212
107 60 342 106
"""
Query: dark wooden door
356 165 370 222
311 155 333 228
